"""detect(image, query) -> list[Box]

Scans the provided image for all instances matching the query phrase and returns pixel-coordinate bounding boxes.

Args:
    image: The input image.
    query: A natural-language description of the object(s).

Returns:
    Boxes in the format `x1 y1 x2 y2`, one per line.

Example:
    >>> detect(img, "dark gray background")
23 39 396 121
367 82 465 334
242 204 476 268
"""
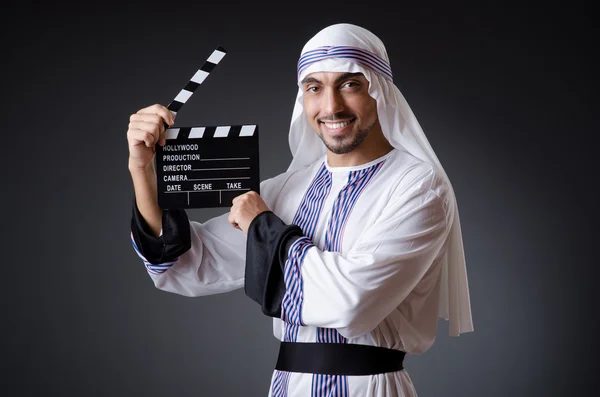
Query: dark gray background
1 2 596 396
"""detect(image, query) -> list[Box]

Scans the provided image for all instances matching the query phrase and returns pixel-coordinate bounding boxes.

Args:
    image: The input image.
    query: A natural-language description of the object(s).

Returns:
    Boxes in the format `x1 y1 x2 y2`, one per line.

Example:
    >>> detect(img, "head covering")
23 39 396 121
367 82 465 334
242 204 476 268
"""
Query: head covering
287 23 474 336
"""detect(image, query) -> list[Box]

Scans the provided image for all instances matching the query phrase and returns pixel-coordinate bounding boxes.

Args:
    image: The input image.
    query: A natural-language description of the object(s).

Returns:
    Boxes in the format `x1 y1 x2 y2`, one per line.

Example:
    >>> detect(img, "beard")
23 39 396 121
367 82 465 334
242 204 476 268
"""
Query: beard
318 119 377 155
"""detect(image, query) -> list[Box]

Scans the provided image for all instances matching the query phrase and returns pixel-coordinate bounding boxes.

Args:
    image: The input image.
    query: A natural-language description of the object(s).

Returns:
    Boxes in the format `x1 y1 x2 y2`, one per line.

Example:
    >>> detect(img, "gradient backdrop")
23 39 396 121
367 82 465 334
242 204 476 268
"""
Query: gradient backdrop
1 2 596 396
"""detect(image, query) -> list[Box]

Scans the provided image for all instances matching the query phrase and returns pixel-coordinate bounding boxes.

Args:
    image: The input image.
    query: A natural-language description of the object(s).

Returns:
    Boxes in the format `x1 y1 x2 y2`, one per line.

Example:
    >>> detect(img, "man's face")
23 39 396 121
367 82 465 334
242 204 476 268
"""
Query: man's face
301 71 379 155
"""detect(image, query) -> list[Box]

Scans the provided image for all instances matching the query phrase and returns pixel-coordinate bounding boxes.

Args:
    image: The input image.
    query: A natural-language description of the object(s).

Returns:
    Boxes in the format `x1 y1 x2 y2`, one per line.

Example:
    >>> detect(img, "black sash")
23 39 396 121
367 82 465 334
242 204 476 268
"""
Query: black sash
275 342 406 376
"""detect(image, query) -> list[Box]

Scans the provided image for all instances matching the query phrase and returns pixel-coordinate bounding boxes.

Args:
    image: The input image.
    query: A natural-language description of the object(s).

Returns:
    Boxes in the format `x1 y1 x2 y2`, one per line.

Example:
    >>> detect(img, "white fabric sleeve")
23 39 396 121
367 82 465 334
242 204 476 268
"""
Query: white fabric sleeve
281 174 452 339
146 212 247 296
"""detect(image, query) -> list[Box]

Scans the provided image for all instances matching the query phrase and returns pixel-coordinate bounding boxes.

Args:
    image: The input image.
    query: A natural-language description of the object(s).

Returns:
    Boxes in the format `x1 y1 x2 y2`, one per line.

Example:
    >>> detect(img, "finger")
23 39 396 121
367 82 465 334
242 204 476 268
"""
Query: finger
128 129 156 148
231 192 249 205
129 120 163 134
227 211 239 229
128 128 158 148
136 106 175 126
130 113 166 127
137 104 176 126
130 116 169 146
128 123 162 145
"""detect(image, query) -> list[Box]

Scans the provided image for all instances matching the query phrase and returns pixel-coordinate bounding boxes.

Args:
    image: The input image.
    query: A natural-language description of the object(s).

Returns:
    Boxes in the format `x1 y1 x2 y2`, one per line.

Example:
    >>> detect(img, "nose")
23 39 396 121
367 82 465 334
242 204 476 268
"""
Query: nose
322 87 345 117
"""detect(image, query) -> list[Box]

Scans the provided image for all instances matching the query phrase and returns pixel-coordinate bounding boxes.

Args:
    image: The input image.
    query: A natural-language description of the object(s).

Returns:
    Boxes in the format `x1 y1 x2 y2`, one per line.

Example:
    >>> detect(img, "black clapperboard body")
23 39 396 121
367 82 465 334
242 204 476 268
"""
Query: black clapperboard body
153 46 260 209
156 125 259 209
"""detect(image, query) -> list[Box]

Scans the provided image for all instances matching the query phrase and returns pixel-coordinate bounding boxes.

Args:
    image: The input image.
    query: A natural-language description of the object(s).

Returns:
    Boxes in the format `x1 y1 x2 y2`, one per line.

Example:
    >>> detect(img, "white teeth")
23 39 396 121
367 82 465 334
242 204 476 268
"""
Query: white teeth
324 120 352 129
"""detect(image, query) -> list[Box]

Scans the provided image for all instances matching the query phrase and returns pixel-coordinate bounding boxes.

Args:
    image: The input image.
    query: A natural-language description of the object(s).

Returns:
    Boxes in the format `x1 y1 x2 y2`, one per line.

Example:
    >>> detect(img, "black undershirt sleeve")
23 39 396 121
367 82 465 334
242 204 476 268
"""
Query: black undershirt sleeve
130 195 191 264
244 211 305 318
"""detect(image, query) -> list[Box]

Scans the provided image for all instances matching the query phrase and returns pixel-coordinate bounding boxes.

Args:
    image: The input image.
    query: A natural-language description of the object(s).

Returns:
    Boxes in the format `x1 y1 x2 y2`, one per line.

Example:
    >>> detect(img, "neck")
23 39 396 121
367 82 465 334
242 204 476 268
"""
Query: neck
326 124 394 168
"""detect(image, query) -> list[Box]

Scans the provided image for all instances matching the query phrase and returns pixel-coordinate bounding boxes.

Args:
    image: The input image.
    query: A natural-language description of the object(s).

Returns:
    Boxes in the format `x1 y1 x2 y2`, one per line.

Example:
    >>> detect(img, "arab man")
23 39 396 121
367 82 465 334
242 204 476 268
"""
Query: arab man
128 22 474 397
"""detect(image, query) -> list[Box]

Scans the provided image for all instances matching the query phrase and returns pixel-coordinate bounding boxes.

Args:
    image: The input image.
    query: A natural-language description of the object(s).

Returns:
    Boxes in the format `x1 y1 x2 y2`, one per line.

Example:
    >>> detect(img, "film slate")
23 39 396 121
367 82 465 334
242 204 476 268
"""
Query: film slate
151 45 260 209
156 125 259 209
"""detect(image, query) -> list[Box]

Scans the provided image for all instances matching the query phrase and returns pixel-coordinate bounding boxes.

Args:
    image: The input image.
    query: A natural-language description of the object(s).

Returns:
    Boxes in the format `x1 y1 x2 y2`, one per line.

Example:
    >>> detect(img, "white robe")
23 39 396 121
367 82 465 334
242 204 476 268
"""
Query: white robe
133 147 454 397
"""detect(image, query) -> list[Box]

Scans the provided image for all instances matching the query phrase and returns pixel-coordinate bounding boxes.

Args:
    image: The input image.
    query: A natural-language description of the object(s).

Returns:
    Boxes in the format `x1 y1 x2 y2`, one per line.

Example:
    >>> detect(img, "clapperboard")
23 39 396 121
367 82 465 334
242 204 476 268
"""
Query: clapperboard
155 46 260 209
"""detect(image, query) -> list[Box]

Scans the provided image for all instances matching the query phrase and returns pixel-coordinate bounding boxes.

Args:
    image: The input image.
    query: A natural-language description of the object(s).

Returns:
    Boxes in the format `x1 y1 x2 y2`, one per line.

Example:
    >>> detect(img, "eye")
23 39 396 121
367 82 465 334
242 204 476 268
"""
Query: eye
306 86 320 93
342 81 360 89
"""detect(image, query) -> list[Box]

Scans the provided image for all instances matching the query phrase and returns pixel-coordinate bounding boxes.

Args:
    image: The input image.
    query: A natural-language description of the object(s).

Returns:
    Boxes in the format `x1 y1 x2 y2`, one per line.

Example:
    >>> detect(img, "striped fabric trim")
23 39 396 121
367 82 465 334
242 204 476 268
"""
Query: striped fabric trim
272 370 293 397
281 237 314 327
324 161 386 252
312 160 386 397
280 162 332 337
298 46 393 81
293 163 332 241
312 374 349 397
130 232 177 275
316 327 346 344
273 163 332 397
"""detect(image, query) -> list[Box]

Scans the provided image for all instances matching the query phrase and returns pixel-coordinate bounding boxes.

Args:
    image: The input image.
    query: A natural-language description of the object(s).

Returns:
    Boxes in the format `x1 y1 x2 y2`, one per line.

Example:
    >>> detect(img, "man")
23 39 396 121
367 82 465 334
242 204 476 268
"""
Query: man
127 23 473 397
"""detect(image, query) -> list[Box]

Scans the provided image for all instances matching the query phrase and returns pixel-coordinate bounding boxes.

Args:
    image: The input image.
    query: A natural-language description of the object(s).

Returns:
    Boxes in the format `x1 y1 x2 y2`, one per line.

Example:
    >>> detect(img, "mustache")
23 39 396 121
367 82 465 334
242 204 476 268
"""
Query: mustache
318 113 356 122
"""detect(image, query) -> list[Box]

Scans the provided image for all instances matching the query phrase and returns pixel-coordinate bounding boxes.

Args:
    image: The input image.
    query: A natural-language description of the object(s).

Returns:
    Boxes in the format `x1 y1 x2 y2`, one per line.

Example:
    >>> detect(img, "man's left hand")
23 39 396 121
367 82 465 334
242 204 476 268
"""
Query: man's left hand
228 191 270 234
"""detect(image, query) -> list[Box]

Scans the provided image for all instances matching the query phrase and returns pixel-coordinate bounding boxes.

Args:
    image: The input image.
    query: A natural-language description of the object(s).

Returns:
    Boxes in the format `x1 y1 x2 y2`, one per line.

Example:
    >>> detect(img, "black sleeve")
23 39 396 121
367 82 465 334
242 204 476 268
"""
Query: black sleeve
244 211 305 318
130 195 191 265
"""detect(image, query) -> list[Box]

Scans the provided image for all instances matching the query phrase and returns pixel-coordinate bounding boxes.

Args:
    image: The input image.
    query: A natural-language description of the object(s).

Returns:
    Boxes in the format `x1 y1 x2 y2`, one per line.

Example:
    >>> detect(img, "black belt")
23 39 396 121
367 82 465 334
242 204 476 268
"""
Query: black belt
275 342 405 376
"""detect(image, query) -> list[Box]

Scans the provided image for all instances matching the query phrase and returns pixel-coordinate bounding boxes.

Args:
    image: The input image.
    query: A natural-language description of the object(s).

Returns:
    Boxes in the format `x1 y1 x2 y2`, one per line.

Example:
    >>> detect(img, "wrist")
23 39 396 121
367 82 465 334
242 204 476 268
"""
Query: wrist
128 159 154 174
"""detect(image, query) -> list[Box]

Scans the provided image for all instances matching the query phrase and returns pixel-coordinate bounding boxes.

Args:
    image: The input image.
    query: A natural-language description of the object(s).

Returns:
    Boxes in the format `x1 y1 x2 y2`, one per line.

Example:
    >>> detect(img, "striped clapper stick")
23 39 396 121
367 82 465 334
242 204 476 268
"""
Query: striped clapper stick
165 46 227 119
156 125 260 209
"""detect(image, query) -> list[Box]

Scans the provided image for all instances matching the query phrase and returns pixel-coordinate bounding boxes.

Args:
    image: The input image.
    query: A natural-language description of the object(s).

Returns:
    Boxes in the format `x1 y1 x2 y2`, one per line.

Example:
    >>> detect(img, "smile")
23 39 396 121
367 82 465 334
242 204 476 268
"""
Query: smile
320 118 356 132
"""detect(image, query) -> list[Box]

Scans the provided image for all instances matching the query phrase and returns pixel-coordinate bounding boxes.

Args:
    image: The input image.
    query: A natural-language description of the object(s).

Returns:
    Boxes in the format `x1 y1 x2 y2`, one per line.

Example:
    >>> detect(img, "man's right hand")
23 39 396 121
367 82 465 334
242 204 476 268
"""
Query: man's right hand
127 104 176 170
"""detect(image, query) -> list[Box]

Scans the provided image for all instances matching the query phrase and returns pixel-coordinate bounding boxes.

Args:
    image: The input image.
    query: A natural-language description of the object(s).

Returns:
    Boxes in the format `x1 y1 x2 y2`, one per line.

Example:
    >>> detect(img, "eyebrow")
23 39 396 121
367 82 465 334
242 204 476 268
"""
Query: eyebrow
300 72 364 86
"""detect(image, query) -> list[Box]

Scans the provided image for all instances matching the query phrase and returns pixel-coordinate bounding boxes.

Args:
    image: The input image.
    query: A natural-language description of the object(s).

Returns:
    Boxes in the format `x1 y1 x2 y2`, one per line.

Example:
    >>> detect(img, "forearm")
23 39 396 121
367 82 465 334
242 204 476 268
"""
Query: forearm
129 160 162 237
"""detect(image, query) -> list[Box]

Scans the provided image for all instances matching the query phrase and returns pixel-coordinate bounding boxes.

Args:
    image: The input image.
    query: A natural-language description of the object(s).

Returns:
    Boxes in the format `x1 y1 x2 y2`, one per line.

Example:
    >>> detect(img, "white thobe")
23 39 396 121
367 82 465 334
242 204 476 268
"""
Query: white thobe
133 147 454 397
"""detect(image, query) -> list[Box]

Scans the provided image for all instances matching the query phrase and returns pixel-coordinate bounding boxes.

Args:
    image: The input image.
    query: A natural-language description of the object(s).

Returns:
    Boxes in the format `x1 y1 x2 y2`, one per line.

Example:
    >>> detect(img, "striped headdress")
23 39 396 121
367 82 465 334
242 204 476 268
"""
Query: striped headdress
297 45 393 81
